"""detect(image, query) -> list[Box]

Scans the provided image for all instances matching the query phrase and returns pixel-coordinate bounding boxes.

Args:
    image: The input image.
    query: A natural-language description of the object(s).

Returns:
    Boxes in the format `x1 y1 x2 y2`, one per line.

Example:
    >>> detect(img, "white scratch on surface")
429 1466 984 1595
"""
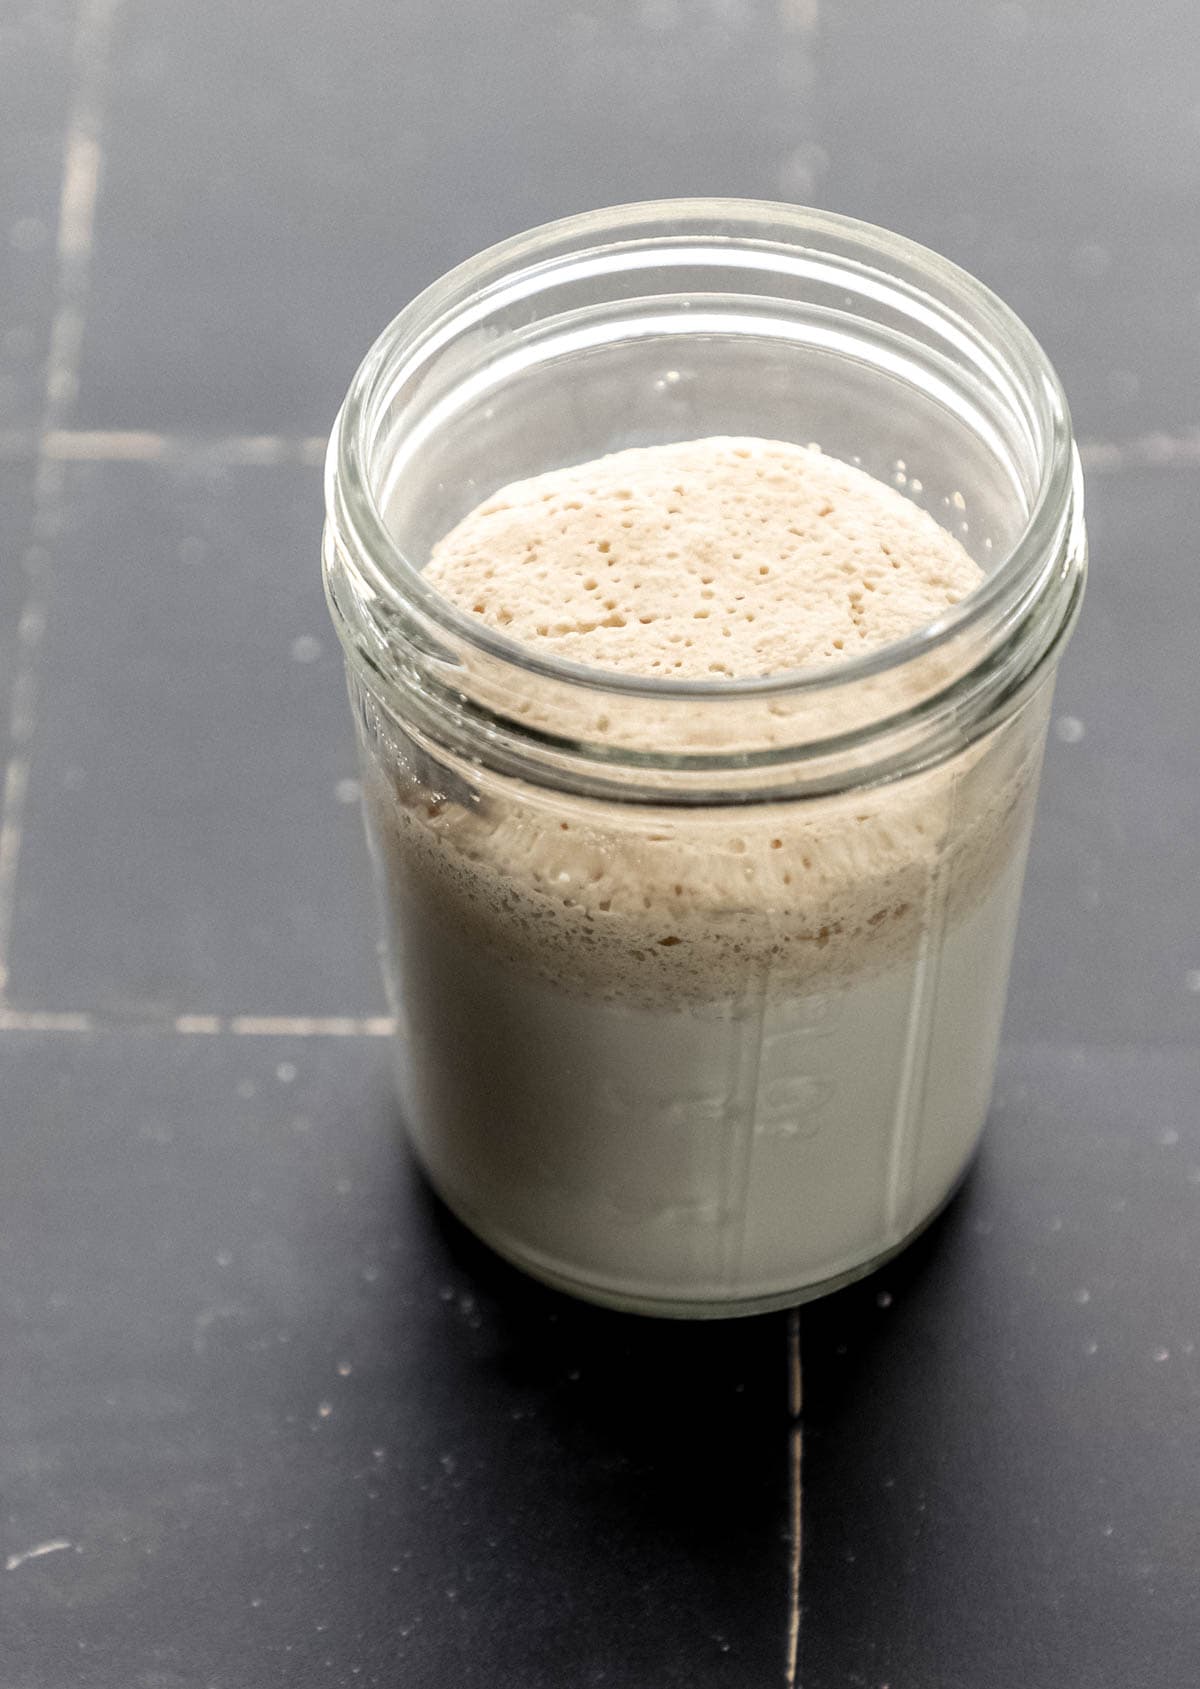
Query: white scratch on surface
5 1540 73 1572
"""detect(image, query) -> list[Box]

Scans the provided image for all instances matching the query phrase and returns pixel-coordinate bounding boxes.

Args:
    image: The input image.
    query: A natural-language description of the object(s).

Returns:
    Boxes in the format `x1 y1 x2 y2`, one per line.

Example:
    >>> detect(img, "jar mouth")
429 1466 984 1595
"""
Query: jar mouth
329 197 1076 711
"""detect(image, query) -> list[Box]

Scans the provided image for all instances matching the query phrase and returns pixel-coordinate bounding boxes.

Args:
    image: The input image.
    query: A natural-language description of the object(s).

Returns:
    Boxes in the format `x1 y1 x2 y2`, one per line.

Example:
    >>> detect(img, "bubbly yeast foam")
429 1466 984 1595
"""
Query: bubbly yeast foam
360 438 1044 1309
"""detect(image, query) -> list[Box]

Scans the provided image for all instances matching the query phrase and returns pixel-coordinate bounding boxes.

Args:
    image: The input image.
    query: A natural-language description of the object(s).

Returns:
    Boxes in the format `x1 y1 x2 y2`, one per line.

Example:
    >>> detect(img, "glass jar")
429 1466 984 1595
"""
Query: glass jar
323 200 1085 1317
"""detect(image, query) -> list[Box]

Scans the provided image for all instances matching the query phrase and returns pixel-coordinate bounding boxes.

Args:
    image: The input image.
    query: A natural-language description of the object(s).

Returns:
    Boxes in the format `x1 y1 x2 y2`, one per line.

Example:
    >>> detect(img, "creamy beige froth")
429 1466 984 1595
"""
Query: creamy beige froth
361 438 1038 1008
426 436 981 677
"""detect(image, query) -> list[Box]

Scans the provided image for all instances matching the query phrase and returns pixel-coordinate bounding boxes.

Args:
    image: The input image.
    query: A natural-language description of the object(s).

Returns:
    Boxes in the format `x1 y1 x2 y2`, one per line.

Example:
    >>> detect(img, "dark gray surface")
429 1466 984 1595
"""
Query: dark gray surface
819 0 1200 441
2 1034 788 1687
801 1044 1200 1689
78 0 820 433
8 460 380 1017
1007 468 1200 1047
1 1 1198 1686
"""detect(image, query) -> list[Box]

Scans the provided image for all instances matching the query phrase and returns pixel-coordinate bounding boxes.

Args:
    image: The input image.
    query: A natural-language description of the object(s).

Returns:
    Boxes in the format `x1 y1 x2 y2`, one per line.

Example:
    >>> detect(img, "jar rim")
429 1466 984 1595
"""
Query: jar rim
328 197 1077 713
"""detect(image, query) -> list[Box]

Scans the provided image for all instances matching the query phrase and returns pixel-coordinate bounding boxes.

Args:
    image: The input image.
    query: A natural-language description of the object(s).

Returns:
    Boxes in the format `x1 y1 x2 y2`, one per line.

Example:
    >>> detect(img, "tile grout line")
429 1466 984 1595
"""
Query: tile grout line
0 0 123 1005
786 1305 803 1688
1077 433 1200 473
0 426 1190 475
42 429 329 466
0 1008 395 1037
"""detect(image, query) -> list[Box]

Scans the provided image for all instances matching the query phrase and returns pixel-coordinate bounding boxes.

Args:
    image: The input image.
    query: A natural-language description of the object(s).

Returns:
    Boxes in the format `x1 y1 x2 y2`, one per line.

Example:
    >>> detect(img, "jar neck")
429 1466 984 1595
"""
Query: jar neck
324 200 1085 805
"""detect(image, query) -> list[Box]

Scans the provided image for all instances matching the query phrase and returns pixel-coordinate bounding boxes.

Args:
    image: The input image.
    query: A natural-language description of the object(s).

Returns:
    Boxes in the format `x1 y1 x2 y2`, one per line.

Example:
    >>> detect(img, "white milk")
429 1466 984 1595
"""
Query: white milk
374 813 1032 1311
358 437 1041 1311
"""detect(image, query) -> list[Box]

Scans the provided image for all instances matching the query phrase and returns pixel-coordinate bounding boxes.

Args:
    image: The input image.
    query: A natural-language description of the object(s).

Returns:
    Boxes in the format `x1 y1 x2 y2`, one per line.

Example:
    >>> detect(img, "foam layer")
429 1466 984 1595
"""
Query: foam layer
426 437 981 677
362 438 1039 1006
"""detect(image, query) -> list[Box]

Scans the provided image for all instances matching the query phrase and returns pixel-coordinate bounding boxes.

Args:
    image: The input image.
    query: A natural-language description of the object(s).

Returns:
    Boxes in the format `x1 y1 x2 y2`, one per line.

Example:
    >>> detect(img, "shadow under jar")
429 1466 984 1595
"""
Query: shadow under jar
323 200 1085 1317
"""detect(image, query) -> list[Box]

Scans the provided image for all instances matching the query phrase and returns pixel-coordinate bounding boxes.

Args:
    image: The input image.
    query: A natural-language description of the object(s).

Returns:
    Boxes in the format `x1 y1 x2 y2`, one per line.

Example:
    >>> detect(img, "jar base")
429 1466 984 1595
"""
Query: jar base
416 1149 972 1320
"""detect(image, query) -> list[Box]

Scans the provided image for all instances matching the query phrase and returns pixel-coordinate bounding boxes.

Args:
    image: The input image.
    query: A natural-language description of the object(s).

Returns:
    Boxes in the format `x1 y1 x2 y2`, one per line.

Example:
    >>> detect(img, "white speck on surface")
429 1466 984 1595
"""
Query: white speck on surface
9 216 48 251
875 1290 893 1309
251 1596 263 1608
1152 1347 1171 1363
1054 714 1085 744
439 1452 457 1476
373 1447 386 1462
317 1401 332 1419
275 1061 297 1084
336 1360 352 1378
1084 1340 1099 1356
1185 970 1200 993
1107 369 1141 404
438 1284 455 1302
1074 1287 1091 1305
290 634 322 664
777 142 829 201
215 1250 233 1268
1071 241 1112 280
1102 1523 1115 1537
5 1540 72 1572
1158 1128 1180 1147
335 778 361 805
950 490 966 511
